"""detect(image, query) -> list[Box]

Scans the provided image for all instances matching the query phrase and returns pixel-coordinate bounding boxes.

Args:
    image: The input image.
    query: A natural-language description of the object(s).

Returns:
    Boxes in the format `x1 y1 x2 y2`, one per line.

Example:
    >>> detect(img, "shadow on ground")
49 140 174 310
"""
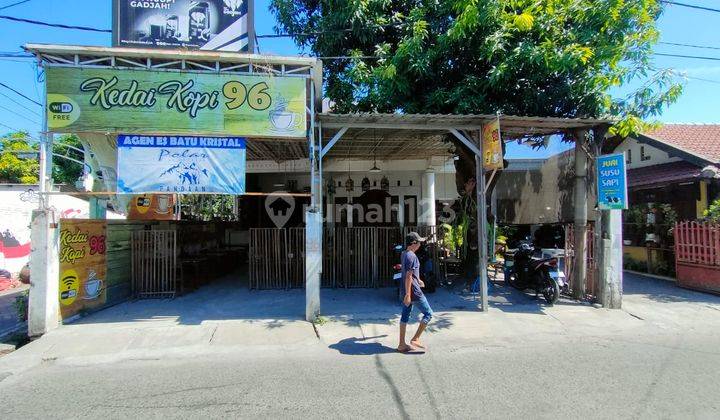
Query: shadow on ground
74 271 595 330
623 271 720 305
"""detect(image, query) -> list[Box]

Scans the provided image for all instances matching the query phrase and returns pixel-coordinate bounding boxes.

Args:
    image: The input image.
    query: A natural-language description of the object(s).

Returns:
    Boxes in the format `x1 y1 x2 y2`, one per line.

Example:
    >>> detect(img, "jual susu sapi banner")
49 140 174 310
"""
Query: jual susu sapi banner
117 135 246 194
58 220 107 320
113 0 253 52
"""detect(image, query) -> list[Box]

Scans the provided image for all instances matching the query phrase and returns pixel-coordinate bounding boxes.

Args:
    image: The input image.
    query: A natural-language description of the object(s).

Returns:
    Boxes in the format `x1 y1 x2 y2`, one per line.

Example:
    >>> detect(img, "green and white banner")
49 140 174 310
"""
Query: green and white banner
46 67 306 138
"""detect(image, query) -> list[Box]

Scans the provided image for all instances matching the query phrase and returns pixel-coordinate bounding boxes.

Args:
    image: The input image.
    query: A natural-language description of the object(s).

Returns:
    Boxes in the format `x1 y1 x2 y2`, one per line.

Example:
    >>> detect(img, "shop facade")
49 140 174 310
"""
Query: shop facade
24 43 620 337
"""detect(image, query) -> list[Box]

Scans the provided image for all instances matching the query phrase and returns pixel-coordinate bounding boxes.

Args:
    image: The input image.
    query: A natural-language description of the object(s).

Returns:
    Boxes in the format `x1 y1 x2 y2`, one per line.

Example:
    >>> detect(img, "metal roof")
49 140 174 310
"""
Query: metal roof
23 43 320 67
318 113 609 134
318 113 611 161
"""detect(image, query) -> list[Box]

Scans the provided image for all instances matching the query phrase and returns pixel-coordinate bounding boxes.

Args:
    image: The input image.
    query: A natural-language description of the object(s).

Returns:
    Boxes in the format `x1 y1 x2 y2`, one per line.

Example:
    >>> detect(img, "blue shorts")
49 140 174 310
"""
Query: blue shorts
400 295 433 324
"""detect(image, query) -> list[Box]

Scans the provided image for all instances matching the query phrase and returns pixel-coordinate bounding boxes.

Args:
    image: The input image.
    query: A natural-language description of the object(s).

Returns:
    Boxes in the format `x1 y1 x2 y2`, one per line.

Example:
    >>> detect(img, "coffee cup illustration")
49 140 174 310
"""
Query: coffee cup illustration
83 270 103 299
269 95 297 132
156 195 171 214
270 109 296 130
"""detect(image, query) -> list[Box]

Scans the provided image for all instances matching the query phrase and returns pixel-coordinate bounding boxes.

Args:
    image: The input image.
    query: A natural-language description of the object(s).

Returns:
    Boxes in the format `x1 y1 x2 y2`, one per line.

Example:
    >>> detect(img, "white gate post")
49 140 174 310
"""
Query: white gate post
600 210 623 308
28 209 60 337
305 210 322 321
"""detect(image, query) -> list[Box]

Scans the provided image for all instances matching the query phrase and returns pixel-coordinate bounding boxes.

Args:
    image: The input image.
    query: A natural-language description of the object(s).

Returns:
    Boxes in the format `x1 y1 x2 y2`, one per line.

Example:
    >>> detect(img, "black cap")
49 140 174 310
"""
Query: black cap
406 232 426 244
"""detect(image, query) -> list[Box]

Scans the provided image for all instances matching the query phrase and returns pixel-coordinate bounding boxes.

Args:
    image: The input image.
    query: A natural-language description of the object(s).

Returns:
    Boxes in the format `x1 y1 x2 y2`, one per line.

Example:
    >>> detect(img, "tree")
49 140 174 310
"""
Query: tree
0 132 39 184
270 0 681 136
52 134 84 185
0 131 84 185
270 0 682 273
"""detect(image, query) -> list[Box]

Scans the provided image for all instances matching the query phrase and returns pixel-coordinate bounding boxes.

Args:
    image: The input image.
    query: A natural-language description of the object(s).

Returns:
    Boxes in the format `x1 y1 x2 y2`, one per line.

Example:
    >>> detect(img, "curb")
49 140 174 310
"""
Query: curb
623 270 676 283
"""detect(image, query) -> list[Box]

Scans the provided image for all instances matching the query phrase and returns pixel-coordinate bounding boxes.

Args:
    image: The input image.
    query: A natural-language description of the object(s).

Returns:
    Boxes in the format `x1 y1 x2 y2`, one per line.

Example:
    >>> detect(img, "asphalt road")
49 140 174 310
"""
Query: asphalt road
0 273 718 419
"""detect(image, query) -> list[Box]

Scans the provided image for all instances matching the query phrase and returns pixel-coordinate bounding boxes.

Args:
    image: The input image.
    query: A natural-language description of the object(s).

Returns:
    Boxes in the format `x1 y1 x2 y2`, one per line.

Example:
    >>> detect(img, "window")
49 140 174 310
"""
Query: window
641 146 651 161
626 149 632 164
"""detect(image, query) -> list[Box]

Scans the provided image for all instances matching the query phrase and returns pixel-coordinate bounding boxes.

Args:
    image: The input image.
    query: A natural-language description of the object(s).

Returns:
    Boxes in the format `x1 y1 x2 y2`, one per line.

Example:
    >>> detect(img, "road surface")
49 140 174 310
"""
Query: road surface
0 272 718 419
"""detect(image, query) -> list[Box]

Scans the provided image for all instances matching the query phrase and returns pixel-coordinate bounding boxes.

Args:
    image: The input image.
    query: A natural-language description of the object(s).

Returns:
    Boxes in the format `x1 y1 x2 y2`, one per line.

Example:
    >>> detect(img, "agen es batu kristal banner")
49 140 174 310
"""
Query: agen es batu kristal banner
113 0 253 52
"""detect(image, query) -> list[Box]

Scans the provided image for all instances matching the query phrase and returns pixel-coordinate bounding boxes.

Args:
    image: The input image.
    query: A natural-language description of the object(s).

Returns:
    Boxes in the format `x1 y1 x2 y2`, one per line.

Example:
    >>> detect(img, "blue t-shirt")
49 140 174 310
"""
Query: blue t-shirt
400 250 424 301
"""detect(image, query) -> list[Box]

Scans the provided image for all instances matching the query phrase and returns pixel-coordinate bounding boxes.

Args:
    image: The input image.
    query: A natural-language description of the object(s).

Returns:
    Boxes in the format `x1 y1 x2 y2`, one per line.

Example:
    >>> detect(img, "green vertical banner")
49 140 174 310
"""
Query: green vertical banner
46 67 307 138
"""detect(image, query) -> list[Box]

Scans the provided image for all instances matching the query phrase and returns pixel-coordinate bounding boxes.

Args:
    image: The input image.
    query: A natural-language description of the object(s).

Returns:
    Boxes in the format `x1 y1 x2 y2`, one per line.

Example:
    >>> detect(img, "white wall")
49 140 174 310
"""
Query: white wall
0 186 123 275
615 138 681 169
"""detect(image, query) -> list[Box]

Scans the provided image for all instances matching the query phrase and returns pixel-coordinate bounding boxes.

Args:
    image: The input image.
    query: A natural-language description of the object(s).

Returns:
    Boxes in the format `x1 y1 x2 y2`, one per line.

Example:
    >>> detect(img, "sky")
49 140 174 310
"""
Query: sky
0 0 717 160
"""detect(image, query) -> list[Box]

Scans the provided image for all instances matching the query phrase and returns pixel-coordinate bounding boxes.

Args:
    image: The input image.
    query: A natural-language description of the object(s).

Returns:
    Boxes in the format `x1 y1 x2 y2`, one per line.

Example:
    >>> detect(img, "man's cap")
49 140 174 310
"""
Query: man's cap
406 232 426 244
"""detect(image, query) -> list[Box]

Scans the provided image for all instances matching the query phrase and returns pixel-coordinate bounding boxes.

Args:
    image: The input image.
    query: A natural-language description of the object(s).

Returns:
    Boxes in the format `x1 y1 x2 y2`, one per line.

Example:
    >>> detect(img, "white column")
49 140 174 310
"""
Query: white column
476 154 489 312
421 169 436 226
573 130 589 299
600 210 623 308
28 209 59 337
305 210 322 321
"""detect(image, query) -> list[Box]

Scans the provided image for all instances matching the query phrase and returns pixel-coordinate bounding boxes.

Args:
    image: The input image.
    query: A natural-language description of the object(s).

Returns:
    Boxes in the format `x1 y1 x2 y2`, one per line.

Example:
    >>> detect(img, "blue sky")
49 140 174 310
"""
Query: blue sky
0 0 717 159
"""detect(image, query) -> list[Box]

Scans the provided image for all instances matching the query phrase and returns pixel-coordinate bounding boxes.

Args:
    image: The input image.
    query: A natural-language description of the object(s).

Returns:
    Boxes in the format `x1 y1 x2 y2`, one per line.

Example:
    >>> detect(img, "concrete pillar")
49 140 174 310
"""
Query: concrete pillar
305 209 322 321
600 209 623 308
28 209 59 337
421 169 436 226
573 130 589 300
476 154 489 312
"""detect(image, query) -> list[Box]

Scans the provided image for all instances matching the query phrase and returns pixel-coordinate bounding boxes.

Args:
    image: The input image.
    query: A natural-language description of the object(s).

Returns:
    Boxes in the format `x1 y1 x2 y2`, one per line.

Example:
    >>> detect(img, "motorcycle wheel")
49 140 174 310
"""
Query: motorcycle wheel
542 275 560 305
506 272 522 290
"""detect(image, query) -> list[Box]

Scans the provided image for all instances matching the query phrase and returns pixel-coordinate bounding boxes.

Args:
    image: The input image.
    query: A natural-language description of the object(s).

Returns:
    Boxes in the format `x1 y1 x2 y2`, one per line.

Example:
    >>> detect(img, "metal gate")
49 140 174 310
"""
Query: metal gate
565 223 596 297
131 230 177 298
250 226 440 289
249 228 305 289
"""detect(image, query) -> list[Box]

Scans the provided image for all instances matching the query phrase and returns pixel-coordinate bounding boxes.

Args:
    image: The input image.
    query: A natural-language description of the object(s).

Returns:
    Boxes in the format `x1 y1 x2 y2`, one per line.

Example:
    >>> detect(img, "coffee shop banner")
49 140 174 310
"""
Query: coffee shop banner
46 67 306 138
127 194 179 220
58 219 107 320
117 135 246 194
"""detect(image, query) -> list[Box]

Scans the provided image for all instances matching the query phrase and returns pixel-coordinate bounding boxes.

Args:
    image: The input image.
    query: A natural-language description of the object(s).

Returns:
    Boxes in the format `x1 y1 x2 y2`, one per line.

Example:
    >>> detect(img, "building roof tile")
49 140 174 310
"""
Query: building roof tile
643 124 720 164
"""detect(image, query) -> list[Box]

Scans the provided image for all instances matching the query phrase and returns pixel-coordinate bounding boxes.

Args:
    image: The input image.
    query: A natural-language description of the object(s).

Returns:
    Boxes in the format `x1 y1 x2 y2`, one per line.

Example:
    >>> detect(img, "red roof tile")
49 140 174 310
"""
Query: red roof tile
644 124 720 164
628 161 702 188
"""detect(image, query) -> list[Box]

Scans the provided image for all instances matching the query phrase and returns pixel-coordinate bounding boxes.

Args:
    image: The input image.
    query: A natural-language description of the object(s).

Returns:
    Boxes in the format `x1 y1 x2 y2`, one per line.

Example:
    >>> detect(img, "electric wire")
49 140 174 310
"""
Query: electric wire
660 1 720 13
0 90 40 116
655 52 720 61
0 102 39 124
0 81 42 106
0 14 111 32
0 0 31 11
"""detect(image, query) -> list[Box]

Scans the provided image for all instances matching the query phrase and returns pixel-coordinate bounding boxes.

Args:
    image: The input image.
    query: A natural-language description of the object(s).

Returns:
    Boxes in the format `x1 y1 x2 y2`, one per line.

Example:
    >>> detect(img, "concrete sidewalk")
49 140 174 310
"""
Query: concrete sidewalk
1 272 719 382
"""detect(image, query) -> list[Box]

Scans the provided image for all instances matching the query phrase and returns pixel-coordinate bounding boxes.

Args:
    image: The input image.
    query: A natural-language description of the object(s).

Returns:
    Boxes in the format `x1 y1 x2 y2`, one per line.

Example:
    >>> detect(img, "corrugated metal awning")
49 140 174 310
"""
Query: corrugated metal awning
318 113 610 161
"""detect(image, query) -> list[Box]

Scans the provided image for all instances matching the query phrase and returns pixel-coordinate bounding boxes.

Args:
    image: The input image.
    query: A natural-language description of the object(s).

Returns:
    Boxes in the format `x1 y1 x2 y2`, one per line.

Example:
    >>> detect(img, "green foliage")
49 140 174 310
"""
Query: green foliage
0 132 39 184
181 195 237 221
52 134 84 185
271 0 681 133
623 255 647 272
703 199 720 224
14 291 29 322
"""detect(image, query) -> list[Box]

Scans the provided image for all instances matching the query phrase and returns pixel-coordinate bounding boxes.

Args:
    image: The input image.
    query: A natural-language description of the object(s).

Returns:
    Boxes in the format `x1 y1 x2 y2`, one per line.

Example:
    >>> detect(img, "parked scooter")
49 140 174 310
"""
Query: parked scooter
505 241 561 304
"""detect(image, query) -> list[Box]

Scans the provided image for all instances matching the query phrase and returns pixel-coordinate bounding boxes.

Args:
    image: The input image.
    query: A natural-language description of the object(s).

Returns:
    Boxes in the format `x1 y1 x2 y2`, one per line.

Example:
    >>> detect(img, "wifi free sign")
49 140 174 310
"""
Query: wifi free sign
58 220 107 320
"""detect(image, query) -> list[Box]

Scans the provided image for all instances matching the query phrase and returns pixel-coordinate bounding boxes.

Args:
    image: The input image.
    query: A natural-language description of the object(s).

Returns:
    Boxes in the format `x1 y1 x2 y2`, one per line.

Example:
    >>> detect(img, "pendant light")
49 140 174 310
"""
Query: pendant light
345 160 354 192
369 129 382 173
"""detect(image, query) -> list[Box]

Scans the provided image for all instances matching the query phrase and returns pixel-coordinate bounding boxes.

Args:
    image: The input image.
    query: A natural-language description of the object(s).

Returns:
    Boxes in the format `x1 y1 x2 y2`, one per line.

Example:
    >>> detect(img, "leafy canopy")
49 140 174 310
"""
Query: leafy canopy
0 131 84 185
0 132 39 184
271 0 681 136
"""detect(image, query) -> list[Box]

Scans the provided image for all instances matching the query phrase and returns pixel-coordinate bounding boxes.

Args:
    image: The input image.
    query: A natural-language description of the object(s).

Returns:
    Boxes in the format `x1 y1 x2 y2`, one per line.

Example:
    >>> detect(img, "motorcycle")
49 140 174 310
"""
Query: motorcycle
505 241 562 304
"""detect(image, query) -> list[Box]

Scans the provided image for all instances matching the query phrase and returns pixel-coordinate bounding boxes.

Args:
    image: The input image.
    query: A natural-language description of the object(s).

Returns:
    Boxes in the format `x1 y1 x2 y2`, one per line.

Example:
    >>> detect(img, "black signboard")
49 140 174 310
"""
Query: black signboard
113 0 254 52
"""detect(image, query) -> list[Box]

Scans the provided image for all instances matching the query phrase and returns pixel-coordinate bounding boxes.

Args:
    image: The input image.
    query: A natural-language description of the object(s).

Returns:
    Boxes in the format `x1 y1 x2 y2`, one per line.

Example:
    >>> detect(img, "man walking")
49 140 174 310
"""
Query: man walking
398 232 433 353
